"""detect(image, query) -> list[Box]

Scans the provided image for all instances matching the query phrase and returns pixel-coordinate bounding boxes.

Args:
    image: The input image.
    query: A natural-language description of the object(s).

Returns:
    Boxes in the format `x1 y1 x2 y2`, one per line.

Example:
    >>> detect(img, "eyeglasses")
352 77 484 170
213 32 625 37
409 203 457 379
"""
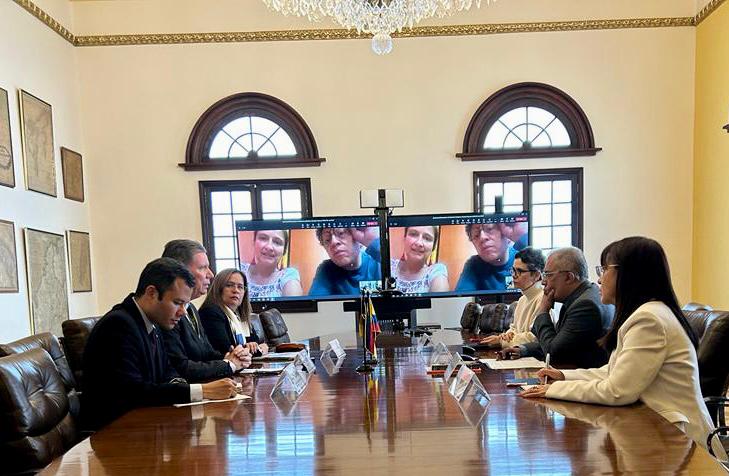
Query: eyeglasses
224 282 245 291
321 228 352 247
595 265 619 278
511 266 535 277
542 270 572 280
468 224 500 240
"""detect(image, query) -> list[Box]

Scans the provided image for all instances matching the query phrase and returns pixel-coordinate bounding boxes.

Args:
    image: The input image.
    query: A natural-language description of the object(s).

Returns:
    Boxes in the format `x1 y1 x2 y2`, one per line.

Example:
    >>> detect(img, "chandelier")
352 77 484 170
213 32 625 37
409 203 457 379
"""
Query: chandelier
262 0 483 55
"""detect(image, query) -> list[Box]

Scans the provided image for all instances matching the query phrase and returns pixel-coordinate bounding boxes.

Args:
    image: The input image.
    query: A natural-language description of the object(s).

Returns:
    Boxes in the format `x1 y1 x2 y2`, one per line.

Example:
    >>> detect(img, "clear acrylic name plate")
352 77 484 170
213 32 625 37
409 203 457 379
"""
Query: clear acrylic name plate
448 364 491 426
294 348 316 373
322 339 346 360
429 341 451 367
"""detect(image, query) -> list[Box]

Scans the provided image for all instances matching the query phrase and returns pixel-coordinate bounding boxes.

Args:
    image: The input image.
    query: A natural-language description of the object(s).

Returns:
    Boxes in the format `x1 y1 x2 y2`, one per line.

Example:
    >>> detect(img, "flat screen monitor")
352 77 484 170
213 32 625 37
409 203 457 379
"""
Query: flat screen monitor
235 216 381 302
386 212 529 298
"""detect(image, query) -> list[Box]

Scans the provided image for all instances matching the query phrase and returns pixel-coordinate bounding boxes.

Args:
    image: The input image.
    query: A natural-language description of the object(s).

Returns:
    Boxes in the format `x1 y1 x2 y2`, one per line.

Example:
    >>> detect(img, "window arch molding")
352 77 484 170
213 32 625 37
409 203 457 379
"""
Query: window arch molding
457 82 601 161
181 92 325 170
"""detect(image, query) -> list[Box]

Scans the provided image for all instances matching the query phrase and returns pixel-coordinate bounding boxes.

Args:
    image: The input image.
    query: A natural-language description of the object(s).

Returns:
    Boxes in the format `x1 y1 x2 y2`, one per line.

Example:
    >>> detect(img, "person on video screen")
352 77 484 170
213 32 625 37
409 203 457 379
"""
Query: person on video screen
455 223 526 291
240 230 303 298
392 226 448 293
308 226 381 296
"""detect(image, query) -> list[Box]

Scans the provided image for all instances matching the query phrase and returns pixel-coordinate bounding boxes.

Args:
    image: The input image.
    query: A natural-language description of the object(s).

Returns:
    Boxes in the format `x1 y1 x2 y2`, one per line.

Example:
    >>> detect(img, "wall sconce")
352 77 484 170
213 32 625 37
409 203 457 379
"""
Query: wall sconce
724 123 729 133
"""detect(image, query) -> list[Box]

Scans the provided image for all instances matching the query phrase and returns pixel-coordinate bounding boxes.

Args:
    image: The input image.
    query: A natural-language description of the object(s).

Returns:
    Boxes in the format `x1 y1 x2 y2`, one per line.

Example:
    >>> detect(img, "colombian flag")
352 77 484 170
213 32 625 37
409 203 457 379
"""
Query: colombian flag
367 295 381 356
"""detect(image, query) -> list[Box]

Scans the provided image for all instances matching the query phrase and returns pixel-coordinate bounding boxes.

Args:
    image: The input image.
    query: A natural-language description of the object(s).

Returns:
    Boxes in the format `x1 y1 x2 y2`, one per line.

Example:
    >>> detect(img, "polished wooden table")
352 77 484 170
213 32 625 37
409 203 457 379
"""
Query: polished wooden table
43 330 725 475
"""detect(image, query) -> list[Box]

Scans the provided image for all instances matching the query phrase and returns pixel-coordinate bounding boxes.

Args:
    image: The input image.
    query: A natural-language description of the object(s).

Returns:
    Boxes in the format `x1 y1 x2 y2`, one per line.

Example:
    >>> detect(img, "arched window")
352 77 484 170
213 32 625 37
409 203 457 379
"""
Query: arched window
458 83 601 161
181 93 325 170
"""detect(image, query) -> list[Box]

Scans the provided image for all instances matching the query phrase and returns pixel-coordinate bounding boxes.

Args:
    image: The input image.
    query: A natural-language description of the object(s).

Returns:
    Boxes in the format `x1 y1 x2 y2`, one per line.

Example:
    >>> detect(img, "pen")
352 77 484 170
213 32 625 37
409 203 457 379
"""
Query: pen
543 353 551 384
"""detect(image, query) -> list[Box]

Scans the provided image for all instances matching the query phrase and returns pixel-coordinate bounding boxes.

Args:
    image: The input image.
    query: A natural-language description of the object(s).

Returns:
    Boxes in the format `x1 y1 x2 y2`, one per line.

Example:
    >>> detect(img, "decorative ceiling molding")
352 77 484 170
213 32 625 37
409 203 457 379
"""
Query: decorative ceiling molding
12 0 728 48
696 0 727 25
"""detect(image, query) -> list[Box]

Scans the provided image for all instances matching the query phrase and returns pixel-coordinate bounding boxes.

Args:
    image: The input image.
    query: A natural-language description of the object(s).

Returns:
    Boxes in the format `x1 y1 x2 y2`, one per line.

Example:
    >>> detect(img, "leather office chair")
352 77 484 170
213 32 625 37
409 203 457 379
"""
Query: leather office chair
0 333 80 421
0 348 79 474
259 308 291 346
249 313 267 345
683 302 713 312
61 317 101 391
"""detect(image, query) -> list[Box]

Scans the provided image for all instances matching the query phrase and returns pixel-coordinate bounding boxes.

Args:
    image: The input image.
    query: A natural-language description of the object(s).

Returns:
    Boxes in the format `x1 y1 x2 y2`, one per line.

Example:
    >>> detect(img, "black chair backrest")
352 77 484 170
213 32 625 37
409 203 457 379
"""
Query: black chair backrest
0 332 80 421
682 302 713 312
0 348 78 474
61 317 101 391
259 308 291 346
249 313 267 345
460 302 481 333
683 310 729 406
478 303 511 334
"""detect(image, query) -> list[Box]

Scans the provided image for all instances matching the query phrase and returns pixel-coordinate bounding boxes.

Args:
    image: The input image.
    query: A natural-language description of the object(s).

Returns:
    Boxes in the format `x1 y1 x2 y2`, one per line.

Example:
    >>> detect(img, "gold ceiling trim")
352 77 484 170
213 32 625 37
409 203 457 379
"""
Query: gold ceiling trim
695 0 728 25
74 17 695 47
12 0 726 48
12 0 75 45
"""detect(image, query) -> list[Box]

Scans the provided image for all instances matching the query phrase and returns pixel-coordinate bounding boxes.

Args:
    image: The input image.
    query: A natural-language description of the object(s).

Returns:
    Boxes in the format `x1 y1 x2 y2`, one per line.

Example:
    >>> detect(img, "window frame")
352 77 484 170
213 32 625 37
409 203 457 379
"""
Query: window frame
473 168 584 250
182 92 325 171
458 82 601 162
199 178 316 313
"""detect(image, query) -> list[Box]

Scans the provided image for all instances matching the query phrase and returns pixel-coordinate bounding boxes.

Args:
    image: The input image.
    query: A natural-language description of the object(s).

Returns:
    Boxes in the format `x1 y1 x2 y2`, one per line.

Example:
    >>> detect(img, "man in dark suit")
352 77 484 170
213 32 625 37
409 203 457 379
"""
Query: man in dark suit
82 258 237 430
504 247 614 368
160 240 251 382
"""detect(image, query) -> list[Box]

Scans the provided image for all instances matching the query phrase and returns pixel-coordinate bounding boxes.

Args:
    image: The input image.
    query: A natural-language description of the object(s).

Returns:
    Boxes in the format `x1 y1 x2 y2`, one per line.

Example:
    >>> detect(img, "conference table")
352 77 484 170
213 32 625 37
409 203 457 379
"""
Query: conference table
43 330 726 475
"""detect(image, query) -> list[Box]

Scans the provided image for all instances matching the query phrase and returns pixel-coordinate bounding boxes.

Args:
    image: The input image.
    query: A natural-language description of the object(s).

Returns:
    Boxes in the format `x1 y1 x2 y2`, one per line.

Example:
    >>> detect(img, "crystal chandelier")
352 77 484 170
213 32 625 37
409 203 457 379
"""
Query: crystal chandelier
262 0 483 55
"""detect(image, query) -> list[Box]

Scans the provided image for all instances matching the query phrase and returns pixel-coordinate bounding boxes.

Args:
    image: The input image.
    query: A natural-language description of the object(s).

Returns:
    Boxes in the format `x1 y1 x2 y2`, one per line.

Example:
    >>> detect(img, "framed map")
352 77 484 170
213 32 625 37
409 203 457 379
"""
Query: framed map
19 90 55 197
0 87 14 188
67 230 92 292
0 220 18 293
24 228 69 335
61 147 84 202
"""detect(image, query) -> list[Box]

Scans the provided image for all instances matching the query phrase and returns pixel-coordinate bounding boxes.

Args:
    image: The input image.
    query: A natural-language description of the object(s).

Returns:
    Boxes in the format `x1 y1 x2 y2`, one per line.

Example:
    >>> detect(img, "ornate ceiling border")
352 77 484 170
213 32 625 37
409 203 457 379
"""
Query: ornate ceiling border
12 0 728 48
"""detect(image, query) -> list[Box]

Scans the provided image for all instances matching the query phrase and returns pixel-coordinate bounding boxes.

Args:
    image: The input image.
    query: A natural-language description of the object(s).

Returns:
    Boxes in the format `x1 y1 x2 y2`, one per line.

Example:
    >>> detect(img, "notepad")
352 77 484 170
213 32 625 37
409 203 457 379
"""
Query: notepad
238 367 285 375
173 393 251 407
480 357 546 370
252 352 301 361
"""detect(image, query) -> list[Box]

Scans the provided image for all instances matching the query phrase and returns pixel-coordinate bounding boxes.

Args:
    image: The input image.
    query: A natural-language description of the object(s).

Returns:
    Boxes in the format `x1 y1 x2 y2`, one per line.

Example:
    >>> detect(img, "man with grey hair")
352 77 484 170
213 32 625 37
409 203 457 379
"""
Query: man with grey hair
503 247 613 368
160 239 251 382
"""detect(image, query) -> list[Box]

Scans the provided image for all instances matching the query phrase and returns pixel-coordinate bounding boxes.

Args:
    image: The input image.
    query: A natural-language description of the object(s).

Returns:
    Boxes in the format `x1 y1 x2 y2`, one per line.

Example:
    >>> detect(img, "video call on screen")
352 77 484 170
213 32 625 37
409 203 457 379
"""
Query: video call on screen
235 212 528 302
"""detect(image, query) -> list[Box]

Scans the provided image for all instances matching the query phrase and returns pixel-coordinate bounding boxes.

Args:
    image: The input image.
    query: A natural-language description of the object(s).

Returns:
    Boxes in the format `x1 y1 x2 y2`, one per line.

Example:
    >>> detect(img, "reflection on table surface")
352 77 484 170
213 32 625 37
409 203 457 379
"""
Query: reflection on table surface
42 330 725 475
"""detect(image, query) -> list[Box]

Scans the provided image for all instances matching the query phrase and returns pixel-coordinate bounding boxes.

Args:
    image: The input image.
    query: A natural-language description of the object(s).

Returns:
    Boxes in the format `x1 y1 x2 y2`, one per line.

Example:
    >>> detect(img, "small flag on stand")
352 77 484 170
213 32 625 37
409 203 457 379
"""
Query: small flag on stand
367 294 381 356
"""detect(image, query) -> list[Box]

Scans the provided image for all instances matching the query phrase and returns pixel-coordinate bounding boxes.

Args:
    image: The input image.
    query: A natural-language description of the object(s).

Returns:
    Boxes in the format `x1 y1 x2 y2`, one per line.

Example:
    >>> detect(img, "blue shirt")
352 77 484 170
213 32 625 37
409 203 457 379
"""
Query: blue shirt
455 246 516 292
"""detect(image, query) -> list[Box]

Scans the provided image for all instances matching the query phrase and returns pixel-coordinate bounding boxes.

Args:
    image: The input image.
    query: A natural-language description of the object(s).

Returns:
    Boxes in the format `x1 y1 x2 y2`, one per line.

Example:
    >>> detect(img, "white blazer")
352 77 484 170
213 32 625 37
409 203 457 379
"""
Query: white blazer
546 301 723 455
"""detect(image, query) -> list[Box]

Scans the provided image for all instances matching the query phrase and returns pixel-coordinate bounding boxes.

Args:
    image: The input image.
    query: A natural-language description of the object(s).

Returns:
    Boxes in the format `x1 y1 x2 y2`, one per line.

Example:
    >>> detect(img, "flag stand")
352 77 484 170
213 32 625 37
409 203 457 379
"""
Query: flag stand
356 289 379 373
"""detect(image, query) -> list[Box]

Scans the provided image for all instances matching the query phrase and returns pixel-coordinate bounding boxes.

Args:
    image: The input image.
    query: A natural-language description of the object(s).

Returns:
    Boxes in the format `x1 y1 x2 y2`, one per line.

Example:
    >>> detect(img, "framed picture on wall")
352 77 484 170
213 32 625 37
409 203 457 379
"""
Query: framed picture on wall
0 220 19 293
19 90 56 197
24 228 69 335
0 87 14 188
61 147 84 202
66 230 92 292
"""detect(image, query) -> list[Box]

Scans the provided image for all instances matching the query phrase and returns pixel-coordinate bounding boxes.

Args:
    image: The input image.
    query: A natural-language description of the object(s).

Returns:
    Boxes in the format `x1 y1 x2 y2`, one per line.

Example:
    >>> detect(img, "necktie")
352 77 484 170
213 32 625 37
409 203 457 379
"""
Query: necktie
188 306 200 338
149 330 158 381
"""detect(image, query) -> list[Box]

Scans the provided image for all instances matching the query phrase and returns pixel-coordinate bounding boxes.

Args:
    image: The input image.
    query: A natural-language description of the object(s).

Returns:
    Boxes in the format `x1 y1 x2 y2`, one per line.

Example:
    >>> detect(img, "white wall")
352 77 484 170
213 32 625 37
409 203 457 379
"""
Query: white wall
0 1 96 342
76 26 696 340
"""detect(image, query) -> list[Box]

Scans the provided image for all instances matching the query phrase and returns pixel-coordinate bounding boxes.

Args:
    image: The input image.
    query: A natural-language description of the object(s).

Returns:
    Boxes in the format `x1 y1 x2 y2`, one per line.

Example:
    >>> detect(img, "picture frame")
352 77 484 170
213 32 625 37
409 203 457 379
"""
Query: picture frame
24 228 69 335
61 147 84 202
0 87 14 188
0 219 19 293
66 230 92 292
19 90 56 197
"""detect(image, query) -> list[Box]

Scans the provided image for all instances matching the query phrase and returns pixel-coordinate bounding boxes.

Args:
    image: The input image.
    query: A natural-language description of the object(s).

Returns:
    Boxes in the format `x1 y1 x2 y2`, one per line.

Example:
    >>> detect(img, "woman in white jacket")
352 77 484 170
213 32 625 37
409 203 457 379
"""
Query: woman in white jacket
521 237 724 456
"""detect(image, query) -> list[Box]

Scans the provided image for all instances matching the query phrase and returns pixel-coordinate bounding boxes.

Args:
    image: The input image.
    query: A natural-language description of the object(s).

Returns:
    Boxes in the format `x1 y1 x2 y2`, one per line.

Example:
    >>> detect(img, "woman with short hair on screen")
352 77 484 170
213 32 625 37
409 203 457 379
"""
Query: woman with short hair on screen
521 237 725 456
480 247 545 348
392 226 448 294
240 230 303 298
200 268 269 356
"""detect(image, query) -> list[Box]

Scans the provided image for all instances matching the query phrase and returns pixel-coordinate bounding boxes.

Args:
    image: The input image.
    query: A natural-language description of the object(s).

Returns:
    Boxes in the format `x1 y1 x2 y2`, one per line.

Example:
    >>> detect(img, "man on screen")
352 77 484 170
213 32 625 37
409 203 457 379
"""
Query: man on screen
456 223 524 291
308 226 381 296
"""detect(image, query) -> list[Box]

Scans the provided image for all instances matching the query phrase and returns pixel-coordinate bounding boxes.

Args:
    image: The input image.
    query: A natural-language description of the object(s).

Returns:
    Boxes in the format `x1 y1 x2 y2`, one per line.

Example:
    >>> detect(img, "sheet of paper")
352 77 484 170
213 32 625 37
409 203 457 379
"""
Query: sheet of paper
252 352 301 361
173 393 251 407
520 384 540 391
480 357 546 370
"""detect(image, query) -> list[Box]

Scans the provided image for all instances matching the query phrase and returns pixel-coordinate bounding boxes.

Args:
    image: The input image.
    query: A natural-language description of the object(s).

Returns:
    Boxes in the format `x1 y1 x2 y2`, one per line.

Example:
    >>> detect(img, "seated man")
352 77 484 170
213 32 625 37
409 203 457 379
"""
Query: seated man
504 247 614 368
160 240 251 382
82 258 237 430
309 227 381 296
456 223 524 291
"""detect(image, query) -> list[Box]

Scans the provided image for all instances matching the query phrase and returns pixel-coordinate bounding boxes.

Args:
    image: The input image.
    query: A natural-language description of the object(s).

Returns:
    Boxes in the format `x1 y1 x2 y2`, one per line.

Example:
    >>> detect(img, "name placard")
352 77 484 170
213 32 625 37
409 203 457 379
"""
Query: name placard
321 351 346 376
295 348 316 373
429 341 451 367
416 333 432 352
443 352 464 382
323 339 346 359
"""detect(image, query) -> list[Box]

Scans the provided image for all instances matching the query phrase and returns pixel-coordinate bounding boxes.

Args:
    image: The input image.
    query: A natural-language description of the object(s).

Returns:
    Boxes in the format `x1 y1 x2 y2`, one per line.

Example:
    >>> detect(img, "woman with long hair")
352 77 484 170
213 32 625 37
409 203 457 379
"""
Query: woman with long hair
240 230 303 298
521 237 723 455
199 268 269 356
391 226 448 293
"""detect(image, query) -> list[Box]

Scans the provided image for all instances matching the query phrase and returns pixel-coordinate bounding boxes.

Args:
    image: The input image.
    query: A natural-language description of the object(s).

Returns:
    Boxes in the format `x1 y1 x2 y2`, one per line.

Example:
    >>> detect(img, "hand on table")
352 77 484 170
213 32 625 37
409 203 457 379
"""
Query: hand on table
246 342 268 355
536 367 565 383
201 378 237 400
498 346 522 360
226 345 252 370
479 335 501 346
519 384 551 399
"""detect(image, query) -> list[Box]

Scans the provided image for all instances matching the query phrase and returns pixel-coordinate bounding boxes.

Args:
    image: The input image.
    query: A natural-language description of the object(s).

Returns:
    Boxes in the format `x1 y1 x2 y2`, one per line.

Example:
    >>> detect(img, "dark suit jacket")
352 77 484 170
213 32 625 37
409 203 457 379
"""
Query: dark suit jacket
198 303 263 356
524 282 614 368
159 303 233 383
81 294 190 431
